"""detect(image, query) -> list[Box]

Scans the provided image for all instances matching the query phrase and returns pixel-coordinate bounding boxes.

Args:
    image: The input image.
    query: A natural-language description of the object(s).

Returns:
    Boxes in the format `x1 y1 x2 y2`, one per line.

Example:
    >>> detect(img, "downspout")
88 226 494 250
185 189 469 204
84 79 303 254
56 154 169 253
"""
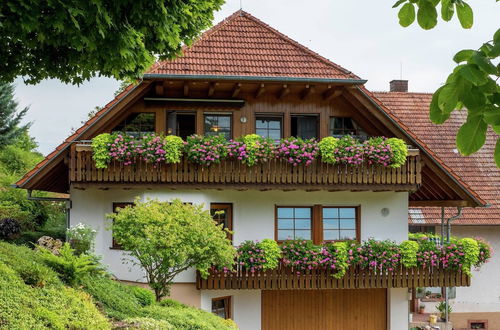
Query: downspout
443 206 463 325
26 190 71 241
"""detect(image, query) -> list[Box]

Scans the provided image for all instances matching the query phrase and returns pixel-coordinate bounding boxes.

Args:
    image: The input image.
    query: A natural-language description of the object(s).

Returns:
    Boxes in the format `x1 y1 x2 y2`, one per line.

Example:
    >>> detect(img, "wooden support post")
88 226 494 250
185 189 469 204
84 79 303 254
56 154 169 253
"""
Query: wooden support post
278 84 290 99
323 88 343 101
300 84 315 100
183 82 189 97
255 83 266 99
208 82 218 97
232 83 242 98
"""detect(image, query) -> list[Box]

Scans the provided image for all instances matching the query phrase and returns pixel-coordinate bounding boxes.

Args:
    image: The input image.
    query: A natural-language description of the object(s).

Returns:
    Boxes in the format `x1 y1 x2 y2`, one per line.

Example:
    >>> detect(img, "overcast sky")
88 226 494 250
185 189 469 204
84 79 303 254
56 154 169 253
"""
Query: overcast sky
14 0 500 155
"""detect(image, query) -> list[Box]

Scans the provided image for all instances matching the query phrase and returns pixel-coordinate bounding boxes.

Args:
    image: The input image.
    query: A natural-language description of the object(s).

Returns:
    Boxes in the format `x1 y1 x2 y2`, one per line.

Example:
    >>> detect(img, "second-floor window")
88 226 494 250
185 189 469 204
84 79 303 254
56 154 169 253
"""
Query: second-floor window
291 115 318 139
210 203 233 242
167 111 196 139
276 205 359 244
113 113 155 136
204 114 232 139
329 117 367 138
256 116 282 141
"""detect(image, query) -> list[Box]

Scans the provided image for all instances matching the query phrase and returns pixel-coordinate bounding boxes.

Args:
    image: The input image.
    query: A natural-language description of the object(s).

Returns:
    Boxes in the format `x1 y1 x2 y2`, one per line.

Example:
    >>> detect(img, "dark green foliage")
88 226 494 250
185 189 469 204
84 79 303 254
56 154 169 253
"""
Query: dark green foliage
129 285 156 307
0 218 21 238
0 0 224 85
0 83 29 147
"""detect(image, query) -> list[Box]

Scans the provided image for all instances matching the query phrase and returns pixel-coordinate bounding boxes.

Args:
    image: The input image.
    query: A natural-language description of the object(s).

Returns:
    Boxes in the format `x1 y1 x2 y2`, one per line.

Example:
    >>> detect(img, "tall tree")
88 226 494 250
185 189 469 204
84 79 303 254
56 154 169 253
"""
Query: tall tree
0 0 224 85
392 1 499 166
0 83 29 147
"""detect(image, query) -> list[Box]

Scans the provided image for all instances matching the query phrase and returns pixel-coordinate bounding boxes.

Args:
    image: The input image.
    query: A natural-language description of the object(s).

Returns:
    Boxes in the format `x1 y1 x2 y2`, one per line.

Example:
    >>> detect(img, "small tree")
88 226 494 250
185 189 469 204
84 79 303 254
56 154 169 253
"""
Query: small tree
108 199 235 301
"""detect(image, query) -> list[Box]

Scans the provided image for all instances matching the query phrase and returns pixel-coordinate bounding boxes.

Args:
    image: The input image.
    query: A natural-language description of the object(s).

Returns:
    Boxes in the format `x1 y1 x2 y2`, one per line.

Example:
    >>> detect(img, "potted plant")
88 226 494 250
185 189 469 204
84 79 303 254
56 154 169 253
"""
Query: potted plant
418 304 426 314
436 301 452 321
416 287 425 299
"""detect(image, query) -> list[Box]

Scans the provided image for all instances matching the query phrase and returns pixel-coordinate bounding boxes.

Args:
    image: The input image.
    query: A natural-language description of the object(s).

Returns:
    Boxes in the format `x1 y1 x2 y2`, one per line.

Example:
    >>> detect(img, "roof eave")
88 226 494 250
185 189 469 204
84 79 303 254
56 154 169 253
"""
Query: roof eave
143 73 367 85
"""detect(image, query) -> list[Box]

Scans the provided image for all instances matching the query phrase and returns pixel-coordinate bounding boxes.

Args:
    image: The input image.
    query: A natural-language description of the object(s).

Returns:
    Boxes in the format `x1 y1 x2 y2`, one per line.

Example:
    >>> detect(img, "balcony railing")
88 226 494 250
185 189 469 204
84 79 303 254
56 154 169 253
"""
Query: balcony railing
197 264 470 290
70 144 421 190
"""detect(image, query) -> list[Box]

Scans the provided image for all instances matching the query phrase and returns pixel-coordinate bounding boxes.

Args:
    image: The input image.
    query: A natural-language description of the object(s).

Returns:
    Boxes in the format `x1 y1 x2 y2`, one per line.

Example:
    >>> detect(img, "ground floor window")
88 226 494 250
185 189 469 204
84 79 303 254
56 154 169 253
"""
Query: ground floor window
211 296 231 319
275 205 359 244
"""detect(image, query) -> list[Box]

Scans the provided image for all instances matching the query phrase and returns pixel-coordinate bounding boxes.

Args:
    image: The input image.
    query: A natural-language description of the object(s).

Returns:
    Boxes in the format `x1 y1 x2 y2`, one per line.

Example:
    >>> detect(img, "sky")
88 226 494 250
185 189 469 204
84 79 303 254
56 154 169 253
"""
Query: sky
13 0 500 155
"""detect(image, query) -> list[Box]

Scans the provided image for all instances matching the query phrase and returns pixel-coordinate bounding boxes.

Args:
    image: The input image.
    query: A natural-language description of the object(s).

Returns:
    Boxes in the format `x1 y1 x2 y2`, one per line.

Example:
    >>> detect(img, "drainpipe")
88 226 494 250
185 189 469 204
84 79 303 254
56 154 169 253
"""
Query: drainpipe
26 190 71 240
443 206 463 326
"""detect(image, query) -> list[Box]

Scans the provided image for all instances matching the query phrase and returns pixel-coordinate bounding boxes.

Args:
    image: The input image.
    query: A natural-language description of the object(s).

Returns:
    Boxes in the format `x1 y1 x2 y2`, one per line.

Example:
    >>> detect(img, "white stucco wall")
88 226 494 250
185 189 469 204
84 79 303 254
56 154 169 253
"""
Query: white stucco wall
70 187 409 329
449 226 500 313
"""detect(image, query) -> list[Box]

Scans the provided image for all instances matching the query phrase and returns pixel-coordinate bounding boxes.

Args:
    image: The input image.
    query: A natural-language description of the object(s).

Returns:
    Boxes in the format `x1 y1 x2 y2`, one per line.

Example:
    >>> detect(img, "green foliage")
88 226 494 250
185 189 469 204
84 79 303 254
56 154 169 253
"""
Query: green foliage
0 217 21 238
122 317 173 329
400 240 419 268
318 136 339 164
0 83 30 147
393 1 499 167
164 135 184 164
0 242 110 329
38 243 105 286
0 0 224 84
327 241 349 279
139 305 237 330
67 222 97 255
92 133 113 169
108 199 235 301
436 301 452 320
475 237 493 267
229 134 276 166
387 138 409 168
259 239 281 270
236 239 281 271
184 134 229 166
458 237 480 275
129 285 156 307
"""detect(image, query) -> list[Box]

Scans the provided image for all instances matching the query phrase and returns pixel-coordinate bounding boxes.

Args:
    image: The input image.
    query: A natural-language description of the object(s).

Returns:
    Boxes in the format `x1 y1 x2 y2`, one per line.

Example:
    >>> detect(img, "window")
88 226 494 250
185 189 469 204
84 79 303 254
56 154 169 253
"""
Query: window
468 321 487 329
322 207 357 241
276 207 312 241
291 115 318 139
256 116 282 141
329 117 367 138
276 205 359 243
113 113 155 136
210 203 233 241
111 202 134 249
167 111 196 139
211 296 231 319
204 114 232 139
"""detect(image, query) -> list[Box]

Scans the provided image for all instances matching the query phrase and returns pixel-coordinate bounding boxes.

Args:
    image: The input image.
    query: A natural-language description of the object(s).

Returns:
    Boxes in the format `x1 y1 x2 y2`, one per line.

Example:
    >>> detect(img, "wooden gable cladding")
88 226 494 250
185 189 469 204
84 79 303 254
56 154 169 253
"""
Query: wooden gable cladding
197 264 471 290
70 145 421 192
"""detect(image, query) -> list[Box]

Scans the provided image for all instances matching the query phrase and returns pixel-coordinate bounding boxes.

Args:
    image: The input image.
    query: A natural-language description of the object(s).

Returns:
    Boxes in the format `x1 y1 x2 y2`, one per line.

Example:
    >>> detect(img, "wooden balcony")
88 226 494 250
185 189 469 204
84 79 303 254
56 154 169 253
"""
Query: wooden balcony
70 144 421 191
197 264 470 290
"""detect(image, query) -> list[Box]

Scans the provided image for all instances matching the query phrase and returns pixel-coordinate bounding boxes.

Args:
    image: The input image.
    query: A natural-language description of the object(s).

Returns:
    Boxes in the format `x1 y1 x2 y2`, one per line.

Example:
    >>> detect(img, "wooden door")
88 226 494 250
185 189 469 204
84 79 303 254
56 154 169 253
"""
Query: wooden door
261 289 387 330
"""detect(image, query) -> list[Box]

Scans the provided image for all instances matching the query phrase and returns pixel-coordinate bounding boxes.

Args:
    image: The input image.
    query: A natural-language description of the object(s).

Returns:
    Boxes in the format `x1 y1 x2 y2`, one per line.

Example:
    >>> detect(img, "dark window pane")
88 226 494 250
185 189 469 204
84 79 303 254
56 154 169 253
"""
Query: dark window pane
204 115 232 139
292 115 317 139
255 116 282 140
113 113 155 135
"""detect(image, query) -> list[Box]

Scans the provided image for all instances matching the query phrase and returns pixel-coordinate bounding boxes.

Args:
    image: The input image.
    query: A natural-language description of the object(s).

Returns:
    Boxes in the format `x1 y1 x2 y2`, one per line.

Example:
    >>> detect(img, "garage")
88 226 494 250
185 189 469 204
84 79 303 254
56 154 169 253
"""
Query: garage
261 289 387 330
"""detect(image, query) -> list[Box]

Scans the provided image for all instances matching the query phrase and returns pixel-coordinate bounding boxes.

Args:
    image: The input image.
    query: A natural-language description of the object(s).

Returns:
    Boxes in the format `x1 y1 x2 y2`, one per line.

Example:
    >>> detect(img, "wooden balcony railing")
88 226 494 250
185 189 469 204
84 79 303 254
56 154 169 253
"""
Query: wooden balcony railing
197 264 470 290
70 144 421 191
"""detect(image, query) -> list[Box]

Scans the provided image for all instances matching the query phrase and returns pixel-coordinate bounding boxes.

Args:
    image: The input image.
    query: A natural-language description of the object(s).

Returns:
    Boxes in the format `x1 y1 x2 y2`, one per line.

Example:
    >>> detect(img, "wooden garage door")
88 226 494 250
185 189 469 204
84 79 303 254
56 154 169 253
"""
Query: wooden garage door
262 289 386 330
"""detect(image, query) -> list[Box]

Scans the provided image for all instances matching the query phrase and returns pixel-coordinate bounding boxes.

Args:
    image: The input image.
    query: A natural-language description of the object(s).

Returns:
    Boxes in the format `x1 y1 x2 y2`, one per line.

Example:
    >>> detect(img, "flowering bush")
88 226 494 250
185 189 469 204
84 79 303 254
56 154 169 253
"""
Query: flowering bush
356 239 401 272
475 237 493 268
333 135 365 165
364 137 394 167
280 240 323 273
67 223 97 255
184 135 228 166
323 241 349 279
276 137 319 166
236 240 267 272
318 137 339 164
227 134 275 166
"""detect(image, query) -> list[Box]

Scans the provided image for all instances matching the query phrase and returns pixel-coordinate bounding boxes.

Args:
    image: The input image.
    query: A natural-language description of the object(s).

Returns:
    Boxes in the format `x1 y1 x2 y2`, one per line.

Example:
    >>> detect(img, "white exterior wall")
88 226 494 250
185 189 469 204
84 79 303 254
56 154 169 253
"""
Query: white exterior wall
70 187 409 329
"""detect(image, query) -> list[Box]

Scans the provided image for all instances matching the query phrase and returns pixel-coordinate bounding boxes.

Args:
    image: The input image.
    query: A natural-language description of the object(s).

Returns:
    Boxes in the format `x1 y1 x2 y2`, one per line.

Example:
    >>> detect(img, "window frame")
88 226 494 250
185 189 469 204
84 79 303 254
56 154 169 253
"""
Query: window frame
255 114 283 141
166 111 197 139
290 114 319 140
329 117 367 138
210 203 233 242
211 296 232 320
112 112 156 135
111 202 134 249
203 113 233 139
275 205 360 244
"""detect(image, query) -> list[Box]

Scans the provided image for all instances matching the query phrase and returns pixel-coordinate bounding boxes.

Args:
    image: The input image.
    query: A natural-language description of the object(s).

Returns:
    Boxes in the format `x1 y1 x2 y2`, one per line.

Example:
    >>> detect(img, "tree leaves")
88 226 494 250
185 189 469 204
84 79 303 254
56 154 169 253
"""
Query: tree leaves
453 49 475 63
417 1 438 30
458 64 489 86
399 3 416 27
455 1 474 29
441 0 454 21
430 86 452 124
456 115 488 156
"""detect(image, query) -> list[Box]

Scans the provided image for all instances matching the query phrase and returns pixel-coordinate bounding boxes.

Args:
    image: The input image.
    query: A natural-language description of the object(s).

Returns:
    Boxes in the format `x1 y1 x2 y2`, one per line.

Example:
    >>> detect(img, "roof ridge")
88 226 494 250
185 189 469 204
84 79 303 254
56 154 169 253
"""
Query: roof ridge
238 11 359 79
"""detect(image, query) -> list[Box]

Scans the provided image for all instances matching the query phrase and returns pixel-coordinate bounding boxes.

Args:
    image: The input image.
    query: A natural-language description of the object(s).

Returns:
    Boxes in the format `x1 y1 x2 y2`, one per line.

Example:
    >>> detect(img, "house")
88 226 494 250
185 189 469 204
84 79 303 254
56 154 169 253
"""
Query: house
15 10 493 330
376 92 500 329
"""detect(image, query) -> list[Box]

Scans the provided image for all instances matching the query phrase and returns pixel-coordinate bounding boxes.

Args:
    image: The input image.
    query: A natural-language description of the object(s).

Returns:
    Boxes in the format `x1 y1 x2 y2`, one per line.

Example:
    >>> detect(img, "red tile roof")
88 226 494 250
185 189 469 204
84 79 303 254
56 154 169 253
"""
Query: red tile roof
148 10 360 80
374 92 500 225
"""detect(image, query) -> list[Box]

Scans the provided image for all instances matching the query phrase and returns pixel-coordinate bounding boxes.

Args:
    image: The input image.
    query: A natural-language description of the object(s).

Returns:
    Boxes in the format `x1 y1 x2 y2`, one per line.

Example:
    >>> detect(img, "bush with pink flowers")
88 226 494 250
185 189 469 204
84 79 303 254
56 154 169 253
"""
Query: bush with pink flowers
227 134 275 166
184 134 228 166
275 137 319 166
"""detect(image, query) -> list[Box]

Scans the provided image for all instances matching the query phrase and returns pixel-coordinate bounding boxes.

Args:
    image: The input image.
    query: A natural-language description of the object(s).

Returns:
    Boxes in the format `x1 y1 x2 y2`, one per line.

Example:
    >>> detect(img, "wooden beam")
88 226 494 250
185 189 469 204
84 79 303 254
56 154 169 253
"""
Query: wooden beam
409 200 470 207
208 82 218 97
323 88 343 101
278 84 290 99
232 83 242 98
155 82 164 96
255 83 266 98
183 82 189 97
300 84 315 100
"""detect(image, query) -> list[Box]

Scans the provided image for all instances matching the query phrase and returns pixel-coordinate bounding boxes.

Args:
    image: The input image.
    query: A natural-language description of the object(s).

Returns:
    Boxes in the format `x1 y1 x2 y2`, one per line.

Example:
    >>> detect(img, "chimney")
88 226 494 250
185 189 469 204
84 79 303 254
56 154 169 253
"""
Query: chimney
389 80 408 92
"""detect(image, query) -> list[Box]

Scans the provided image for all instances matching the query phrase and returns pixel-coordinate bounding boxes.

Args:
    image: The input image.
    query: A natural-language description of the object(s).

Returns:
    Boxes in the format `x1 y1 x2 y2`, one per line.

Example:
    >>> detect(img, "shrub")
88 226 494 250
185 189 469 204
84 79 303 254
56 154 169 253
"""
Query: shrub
259 238 281 270
333 135 364 165
280 239 323 273
38 243 105 286
276 137 319 166
227 134 276 166
236 239 280 272
475 237 493 267
400 240 419 268
122 317 173 329
386 138 408 168
108 199 235 301
355 239 401 272
92 133 113 169
67 222 97 255
0 217 21 238
164 135 184 164
318 136 339 164
184 134 229 166
364 137 394 167
323 241 349 278
129 285 156 307
458 238 480 275
0 201 30 226
17 261 58 287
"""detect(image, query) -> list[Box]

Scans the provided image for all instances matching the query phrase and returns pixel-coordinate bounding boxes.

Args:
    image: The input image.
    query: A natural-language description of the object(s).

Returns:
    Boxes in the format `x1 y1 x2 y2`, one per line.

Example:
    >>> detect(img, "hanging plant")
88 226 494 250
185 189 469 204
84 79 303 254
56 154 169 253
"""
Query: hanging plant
276 137 319 166
227 134 275 166
184 134 228 166
318 136 339 164
91 133 113 169
333 135 364 165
